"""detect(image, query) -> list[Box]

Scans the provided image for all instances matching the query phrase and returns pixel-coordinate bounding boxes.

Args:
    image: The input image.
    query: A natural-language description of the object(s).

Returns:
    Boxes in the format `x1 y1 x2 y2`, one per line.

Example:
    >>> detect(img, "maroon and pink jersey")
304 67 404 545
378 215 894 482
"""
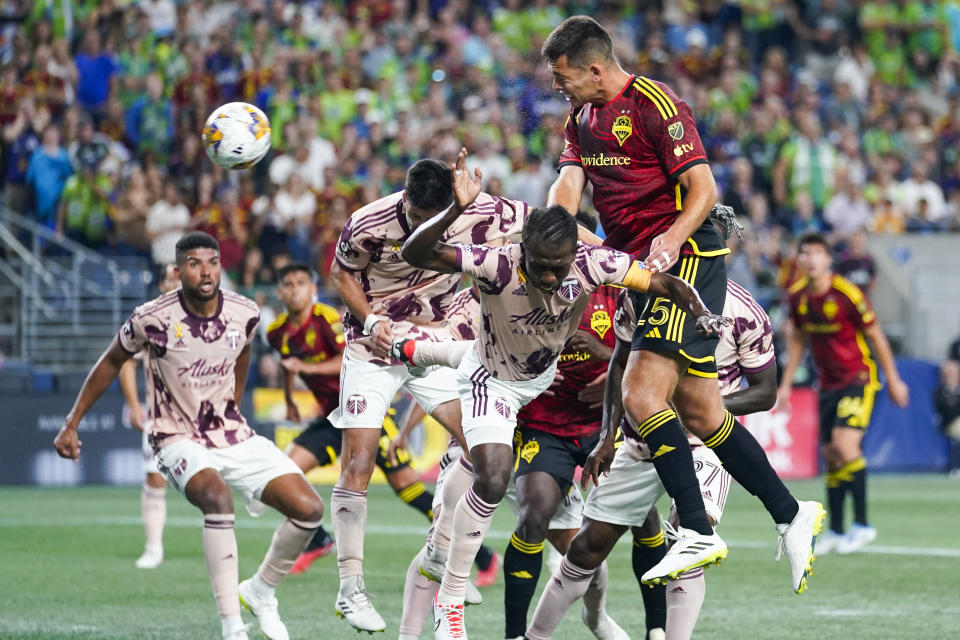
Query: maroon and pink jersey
717 280 775 396
335 191 528 365
518 286 621 438
455 242 635 381
266 302 344 415
559 75 725 260
118 289 260 450
787 274 877 391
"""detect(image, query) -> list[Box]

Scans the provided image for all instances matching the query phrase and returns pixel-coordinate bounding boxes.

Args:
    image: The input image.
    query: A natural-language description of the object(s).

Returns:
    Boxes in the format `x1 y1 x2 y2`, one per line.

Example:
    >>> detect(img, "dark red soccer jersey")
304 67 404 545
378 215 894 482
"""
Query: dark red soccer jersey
787 275 878 391
517 286 620 438
266 302 345 414
559 75 725 260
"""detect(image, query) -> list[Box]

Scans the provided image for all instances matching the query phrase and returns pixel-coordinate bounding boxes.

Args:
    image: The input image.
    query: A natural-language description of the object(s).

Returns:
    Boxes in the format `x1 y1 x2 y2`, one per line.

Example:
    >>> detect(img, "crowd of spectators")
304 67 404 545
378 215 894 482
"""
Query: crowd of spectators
2 0 960 296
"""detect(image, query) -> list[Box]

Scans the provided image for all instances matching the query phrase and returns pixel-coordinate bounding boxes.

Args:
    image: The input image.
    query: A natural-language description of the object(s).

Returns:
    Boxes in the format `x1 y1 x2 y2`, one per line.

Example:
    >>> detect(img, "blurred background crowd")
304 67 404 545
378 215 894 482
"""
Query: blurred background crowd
1 0 959 466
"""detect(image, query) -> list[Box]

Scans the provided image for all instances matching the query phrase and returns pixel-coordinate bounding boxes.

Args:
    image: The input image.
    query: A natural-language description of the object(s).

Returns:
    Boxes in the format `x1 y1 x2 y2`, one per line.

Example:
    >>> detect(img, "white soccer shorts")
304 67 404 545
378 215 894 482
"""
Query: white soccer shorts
154 435 304 516
455 348 557 451
337 352 460 429
584 442 728 526
142 428 159 475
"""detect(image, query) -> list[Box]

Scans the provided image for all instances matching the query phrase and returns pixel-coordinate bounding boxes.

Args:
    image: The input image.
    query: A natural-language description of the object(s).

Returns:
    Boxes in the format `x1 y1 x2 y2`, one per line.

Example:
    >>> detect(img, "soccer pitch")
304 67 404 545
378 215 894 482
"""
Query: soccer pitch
0 475 955 639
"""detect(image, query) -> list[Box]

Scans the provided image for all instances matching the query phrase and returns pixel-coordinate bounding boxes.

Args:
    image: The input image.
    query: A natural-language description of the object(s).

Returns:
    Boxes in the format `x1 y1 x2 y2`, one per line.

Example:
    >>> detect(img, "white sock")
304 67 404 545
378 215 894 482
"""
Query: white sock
413 340 474 368
203 513 240 620
666 568 705 640
399 545 440 636
257 517 320 587
582 560 609 625
526 556 595 640
431 456 474 552
437 488 497 605
331 486 367 584
141 485 166 551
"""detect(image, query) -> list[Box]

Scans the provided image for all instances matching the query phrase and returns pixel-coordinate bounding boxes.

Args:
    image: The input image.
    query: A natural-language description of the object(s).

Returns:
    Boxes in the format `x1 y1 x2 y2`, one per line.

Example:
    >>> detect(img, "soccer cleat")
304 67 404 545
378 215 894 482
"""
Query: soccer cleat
222 622 252 640
813 529 844 556
433 594 467 639
419 543 449 583
289 539 335 575
134 545 163 569
641 527 727 585
474 551 500 588
835 523 877 555
238 578 289 640
582 607 630 640
391 338 427 377
775 500 826 594
646 629 666 640
464 580 483 606
335 577 386 633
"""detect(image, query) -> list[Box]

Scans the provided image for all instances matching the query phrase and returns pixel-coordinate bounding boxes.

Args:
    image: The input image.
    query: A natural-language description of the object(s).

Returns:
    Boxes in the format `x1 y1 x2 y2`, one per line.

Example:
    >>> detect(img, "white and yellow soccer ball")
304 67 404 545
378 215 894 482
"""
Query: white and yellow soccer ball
201 102 272 170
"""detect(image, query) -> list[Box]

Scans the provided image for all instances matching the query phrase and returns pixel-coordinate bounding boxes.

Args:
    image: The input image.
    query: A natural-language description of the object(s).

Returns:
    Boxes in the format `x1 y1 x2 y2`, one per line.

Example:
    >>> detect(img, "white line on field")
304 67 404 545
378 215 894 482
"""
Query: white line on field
2 515 959 558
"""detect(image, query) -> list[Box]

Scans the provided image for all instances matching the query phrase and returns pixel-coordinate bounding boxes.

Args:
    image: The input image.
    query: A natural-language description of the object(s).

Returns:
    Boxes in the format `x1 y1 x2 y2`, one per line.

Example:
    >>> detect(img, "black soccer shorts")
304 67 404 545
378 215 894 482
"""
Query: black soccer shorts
293 415 412 473
513 425 600 494
817 384 880 444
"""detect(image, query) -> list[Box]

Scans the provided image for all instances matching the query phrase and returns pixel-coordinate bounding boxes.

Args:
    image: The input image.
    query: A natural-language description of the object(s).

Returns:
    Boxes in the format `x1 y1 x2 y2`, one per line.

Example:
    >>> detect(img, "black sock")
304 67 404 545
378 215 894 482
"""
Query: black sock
396 480 435 521
503 533 544 638
632 533 667 630
636 409 712 535
305 525 333 552
474 544 494 571
826 471 846 534
847 458 868 525
705 411 799 525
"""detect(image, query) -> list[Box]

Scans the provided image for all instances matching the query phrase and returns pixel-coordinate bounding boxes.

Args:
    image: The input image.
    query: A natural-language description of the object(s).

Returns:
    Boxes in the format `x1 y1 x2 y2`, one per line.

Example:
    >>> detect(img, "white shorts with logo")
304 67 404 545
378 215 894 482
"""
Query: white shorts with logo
337 352 460 429
154 435 304 516
503 481 584 530
142 428 159 474
584 443 728 527
456 348 558 451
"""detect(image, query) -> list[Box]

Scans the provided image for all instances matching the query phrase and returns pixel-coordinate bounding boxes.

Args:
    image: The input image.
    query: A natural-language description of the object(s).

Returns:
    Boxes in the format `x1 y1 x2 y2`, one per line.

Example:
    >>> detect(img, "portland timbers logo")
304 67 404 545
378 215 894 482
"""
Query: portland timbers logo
494 397 511 419
346 393 367 416
612 115 633 146
557 277 582 302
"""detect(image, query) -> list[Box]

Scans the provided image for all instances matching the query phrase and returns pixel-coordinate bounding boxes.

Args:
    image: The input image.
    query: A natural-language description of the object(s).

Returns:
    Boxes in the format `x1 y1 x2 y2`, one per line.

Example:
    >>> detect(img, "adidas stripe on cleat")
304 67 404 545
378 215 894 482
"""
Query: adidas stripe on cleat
640 528 727 586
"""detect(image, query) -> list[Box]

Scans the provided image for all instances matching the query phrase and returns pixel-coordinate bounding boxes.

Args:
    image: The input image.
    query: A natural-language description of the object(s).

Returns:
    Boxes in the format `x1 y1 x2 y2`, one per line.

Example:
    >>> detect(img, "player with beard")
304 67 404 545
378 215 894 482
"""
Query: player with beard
54 232 324 640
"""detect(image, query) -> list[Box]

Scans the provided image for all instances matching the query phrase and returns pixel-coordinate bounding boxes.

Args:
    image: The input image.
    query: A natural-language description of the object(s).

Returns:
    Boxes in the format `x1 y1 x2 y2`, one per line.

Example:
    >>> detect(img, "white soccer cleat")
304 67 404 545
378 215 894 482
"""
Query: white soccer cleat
641 527 727 585
238 579 289 640
813 529 844 555
222 620 252 640
134 545 163 569
433 594 468 639
835 523 877 555
464 580 483 606
335 577 386 633
775 500 826 594
646 628 666 640
581 607 630 640
391 338 428 377
419 543 449 583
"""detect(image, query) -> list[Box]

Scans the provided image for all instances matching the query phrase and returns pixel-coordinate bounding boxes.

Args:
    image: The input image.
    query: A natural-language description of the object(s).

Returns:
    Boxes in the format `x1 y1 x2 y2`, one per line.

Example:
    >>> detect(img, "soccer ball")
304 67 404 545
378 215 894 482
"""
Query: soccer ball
201 102 272 170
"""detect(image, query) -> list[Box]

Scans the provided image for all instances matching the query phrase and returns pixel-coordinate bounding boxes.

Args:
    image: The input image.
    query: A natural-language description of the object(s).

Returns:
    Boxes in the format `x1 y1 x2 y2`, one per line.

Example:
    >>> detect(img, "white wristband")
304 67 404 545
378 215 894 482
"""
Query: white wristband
363 313 384 336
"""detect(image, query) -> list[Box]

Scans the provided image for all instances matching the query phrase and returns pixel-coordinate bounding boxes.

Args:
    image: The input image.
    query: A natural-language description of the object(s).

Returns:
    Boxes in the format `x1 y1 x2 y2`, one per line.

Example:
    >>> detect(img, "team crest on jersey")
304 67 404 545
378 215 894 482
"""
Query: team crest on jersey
557 277 582 302
823 298 839 320
227 329 242 350
305 326 317 349
346 393 367 416
494 397 511 419
520 439 540 463
612 115 633 146
668 121 685 141
797 296 808 316
591 309 612 339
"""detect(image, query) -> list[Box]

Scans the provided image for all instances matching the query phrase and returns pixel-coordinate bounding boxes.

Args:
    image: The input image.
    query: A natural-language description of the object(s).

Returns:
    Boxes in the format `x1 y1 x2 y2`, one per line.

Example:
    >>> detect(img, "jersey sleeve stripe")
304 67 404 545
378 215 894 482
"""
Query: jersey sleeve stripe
667 156 708 178
558 159 582 168
637 77 678 117
831 277 865 305
334 256 361 273
741 358 776 374
633 81 670 120
266 312 288 334
788 277 808 295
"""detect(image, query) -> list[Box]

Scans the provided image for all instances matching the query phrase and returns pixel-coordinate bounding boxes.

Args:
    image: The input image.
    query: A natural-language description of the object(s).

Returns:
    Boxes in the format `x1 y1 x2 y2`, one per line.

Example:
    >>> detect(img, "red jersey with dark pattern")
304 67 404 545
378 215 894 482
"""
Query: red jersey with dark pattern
266 302 345 415
517 286 620 437
559 75 725 260
787 275 878 391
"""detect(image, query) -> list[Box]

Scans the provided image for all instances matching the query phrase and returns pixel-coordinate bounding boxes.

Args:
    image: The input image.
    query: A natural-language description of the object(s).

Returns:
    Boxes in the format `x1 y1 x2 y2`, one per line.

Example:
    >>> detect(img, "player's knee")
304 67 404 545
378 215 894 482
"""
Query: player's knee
565 533 601 570
622 387 659 423
473 466 511 504
514 516 550 544
294 494 325 523
191 485 233 514
341 450 376 486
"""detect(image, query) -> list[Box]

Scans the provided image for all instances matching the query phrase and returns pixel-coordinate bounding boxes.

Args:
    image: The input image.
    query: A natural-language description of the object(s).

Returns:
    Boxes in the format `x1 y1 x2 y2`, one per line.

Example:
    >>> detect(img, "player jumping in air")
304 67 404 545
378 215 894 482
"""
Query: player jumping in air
328 156 529 632
265 262 438 575
780 233 909 554
541 15 823 592
119 262 179 569
401 149 726 640
54 232 324 640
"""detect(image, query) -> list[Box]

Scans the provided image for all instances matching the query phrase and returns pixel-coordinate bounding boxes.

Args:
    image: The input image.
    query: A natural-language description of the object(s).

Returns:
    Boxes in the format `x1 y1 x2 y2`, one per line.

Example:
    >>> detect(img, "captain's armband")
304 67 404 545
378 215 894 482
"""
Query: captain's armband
620 261 652 292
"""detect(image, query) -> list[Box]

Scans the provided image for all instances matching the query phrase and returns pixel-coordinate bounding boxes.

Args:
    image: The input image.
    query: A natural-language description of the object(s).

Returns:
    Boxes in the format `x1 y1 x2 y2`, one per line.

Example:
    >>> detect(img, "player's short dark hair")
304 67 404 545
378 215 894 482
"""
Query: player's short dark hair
797 232 831 253
574 210 598 234
523 206 578 252
175 231 219 264
277 262 312 282
405 159 454 212
541 16 615 67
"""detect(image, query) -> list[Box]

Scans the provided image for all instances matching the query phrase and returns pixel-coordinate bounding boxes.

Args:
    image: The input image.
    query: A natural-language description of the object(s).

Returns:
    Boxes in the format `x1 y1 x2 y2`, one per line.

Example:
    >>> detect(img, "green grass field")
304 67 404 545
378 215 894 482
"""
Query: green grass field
1 475 956 639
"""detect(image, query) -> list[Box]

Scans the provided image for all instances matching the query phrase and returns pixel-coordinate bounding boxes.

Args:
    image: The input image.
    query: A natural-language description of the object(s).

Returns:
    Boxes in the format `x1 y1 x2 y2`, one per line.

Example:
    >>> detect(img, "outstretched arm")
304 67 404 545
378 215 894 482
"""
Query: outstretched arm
864 322 909 408
401 148 482 272
582 338 630 489
55 338 132 460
